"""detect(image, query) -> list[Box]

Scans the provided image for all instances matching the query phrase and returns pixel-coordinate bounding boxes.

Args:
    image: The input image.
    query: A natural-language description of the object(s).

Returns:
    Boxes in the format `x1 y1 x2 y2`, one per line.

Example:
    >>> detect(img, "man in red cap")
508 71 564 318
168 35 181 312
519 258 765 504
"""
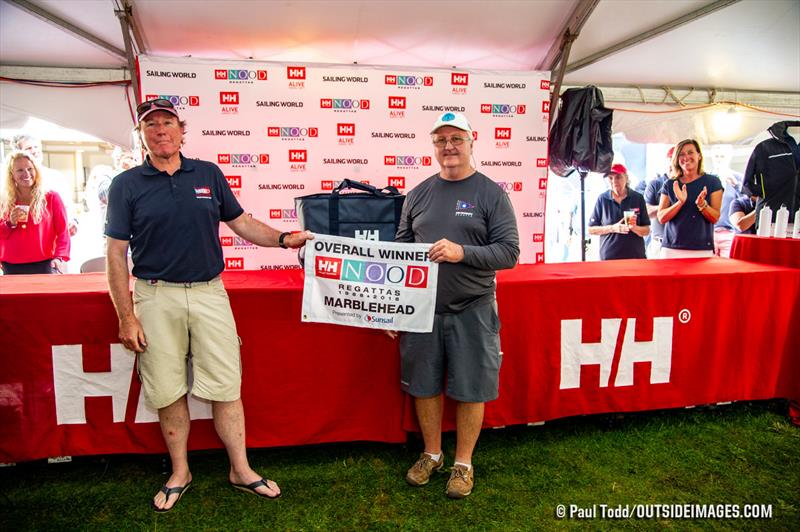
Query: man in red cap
588 163 650 260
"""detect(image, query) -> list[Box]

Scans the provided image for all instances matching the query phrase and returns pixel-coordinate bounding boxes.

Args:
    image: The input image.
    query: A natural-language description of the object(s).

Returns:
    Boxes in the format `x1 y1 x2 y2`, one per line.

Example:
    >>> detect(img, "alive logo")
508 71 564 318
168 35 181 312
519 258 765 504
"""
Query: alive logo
219 91 239 114
451 72 469 94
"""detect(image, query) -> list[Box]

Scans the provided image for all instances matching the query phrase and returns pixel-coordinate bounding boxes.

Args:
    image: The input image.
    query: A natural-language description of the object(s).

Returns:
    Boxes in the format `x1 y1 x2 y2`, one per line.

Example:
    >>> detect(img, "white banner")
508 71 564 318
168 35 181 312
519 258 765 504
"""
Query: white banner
138 56 550 269
302 234 438 332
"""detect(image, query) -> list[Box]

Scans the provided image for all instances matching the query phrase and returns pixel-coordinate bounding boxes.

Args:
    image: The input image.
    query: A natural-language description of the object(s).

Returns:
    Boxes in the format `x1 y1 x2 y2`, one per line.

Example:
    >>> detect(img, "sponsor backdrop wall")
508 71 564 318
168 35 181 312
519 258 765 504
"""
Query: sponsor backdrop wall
138 56 550 270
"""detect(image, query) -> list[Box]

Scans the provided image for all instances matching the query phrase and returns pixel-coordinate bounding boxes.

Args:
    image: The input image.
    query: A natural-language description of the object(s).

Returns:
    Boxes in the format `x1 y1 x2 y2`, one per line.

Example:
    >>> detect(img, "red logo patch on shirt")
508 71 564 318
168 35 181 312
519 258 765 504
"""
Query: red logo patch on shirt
195 186 212 199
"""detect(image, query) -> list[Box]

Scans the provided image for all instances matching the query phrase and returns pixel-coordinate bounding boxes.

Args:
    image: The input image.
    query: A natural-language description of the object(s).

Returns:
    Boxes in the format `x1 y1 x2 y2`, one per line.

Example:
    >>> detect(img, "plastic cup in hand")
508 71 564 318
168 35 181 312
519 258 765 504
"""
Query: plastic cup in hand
17 205 30 227
624 210 636 226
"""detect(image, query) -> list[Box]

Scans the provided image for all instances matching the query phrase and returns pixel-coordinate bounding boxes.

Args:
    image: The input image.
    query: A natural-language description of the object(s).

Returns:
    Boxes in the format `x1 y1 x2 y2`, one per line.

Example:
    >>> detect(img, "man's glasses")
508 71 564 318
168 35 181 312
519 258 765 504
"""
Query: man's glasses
432 136 470 148
136 98 176 119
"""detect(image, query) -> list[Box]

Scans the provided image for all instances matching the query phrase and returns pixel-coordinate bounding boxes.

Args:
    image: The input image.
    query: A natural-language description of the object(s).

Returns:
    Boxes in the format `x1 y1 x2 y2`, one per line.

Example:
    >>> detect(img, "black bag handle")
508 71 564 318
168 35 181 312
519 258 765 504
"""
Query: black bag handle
332 178 400 197
329 179 402 236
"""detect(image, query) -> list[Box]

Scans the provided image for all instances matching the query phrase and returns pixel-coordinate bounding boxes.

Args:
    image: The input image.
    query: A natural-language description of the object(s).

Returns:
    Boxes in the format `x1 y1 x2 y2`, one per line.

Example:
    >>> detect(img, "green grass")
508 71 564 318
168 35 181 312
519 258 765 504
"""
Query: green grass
1 400 798 531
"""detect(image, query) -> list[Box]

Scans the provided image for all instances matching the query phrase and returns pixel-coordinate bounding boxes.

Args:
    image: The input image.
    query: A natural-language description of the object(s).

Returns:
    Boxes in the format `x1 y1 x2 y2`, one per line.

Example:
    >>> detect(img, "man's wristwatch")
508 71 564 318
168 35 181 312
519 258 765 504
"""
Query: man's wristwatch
278 231 290 249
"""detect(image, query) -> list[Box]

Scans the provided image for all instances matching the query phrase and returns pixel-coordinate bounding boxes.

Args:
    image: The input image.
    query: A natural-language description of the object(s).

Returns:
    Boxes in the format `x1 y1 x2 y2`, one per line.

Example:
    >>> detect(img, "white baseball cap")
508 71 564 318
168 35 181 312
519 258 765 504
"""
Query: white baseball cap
430 112 472 135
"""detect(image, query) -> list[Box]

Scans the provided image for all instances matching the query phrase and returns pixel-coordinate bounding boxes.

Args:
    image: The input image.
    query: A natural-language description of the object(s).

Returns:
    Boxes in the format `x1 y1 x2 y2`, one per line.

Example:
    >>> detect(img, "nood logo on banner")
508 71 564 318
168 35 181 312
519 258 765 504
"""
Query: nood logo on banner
560 317 674 389
145 94 199 108
321 98 370 111
214 68 268 81
481 103 526 116
385 74 433 88
268 126 318 138
218 154 269 167
384 155 431 167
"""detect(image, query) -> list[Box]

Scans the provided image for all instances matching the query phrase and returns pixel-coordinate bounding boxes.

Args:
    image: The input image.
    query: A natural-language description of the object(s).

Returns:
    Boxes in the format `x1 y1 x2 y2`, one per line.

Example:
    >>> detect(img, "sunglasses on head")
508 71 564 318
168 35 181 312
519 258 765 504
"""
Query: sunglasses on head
136 98 176 119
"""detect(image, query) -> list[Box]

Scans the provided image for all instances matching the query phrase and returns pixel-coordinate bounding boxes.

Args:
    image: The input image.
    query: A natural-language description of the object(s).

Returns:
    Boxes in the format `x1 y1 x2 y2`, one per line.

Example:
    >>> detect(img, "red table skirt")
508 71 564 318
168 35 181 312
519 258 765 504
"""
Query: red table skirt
2 258 799 462
730 233 800 269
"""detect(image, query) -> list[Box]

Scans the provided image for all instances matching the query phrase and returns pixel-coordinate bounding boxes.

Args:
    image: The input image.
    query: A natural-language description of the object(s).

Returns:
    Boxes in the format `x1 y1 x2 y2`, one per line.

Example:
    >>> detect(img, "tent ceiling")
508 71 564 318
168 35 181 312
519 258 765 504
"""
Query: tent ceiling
1 0 797 91
1 0 798 146
567 0 800 92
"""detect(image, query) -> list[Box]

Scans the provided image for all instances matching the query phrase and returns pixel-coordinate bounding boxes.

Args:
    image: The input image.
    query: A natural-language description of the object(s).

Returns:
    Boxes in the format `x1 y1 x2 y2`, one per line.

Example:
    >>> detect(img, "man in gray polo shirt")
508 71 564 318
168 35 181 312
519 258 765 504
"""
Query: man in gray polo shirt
392 112 519 498
106 98 312 512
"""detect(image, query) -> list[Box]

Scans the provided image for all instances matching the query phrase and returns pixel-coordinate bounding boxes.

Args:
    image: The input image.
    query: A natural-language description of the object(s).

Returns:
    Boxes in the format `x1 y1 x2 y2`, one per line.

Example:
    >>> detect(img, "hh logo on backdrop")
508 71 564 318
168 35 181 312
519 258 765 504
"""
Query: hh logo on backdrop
388 96 406 109
225 257 244 270
287 66 306 79
289 149 307 162
337 123 355 136
560 317 674 389
219 91 239 104
451 73 469 85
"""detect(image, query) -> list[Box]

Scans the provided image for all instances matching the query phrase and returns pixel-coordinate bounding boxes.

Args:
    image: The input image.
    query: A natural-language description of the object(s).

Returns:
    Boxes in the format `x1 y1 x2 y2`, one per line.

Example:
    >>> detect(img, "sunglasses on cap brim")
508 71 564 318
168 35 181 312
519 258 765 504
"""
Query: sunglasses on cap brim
136 98 176 119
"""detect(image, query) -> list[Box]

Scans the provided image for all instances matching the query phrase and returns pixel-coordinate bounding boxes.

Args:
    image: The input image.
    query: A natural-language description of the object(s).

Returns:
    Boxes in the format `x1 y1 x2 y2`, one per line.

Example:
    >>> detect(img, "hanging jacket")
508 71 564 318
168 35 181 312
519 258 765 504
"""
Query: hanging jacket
742 120 800 225
548 85 614 177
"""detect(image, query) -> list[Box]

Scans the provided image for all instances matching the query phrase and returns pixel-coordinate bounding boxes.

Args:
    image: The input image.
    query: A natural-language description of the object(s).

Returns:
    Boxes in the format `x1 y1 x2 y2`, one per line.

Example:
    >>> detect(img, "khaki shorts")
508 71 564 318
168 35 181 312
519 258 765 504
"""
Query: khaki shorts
133 277 241 409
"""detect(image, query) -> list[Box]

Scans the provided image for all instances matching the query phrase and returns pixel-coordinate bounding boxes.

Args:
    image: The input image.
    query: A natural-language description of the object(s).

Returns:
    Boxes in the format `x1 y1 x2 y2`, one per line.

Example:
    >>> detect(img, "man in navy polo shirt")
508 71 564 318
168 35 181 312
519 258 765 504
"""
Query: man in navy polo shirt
729 195 757 234
105 98 312 512
588 163 650 260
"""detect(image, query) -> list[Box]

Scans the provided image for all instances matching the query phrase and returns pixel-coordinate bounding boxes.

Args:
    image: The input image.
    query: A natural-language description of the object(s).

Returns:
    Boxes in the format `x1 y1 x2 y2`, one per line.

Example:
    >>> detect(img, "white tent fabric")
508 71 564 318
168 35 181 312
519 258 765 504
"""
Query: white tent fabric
0 81 136 148
0 0 798 145
608 101 800 145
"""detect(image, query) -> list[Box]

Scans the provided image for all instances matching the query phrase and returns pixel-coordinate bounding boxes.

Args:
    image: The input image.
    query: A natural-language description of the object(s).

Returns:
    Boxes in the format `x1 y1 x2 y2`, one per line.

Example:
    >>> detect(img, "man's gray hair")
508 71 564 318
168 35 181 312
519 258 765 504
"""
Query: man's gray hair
11 133 40 150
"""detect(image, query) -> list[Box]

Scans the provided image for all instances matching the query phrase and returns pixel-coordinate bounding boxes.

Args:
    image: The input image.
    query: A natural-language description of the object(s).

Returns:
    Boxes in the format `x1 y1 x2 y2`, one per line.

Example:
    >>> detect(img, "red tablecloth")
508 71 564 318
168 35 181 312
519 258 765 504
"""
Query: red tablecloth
404 258 800 431
2 258 799 463
0 270 406 463
730 234 800 269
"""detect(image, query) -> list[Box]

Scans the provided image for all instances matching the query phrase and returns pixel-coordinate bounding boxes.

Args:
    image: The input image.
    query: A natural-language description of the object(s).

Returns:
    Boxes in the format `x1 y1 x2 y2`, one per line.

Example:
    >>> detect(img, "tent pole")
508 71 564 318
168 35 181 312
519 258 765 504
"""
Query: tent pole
579 170 588 262
115 6 140 106
548 29 577 130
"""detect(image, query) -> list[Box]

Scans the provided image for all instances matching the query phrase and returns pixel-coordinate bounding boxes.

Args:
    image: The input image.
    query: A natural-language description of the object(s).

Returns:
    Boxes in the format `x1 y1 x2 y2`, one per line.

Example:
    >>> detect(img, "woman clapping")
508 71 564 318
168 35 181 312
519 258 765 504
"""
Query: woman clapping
657 139 723 258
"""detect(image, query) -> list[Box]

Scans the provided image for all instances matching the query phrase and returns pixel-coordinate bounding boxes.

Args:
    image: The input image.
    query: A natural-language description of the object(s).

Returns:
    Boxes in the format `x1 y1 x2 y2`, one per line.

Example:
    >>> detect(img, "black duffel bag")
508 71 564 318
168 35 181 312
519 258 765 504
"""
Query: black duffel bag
294 179 405 241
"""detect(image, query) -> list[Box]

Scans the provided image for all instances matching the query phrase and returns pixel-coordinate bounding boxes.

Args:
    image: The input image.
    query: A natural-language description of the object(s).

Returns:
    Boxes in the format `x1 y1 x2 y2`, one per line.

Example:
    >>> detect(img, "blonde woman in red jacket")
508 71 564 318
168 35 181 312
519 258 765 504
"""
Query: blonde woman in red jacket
0 151 70 274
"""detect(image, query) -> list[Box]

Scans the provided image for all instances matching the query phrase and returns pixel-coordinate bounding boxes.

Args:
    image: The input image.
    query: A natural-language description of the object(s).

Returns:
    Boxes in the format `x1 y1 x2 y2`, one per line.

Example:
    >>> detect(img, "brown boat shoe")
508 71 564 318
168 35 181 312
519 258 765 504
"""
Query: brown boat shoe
405 452 444 486
446 464 474 499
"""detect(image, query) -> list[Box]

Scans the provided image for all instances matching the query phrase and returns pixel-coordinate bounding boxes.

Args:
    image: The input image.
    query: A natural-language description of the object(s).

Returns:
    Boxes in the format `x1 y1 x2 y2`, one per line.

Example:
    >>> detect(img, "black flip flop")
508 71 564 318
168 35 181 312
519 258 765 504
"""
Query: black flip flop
151 482 191 513
230 478 281 499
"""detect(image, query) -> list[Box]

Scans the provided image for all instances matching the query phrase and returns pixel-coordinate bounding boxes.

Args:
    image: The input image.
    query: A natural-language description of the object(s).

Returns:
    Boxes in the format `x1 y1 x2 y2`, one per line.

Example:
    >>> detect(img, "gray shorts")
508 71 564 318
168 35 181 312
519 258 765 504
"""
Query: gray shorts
399 299 502 403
